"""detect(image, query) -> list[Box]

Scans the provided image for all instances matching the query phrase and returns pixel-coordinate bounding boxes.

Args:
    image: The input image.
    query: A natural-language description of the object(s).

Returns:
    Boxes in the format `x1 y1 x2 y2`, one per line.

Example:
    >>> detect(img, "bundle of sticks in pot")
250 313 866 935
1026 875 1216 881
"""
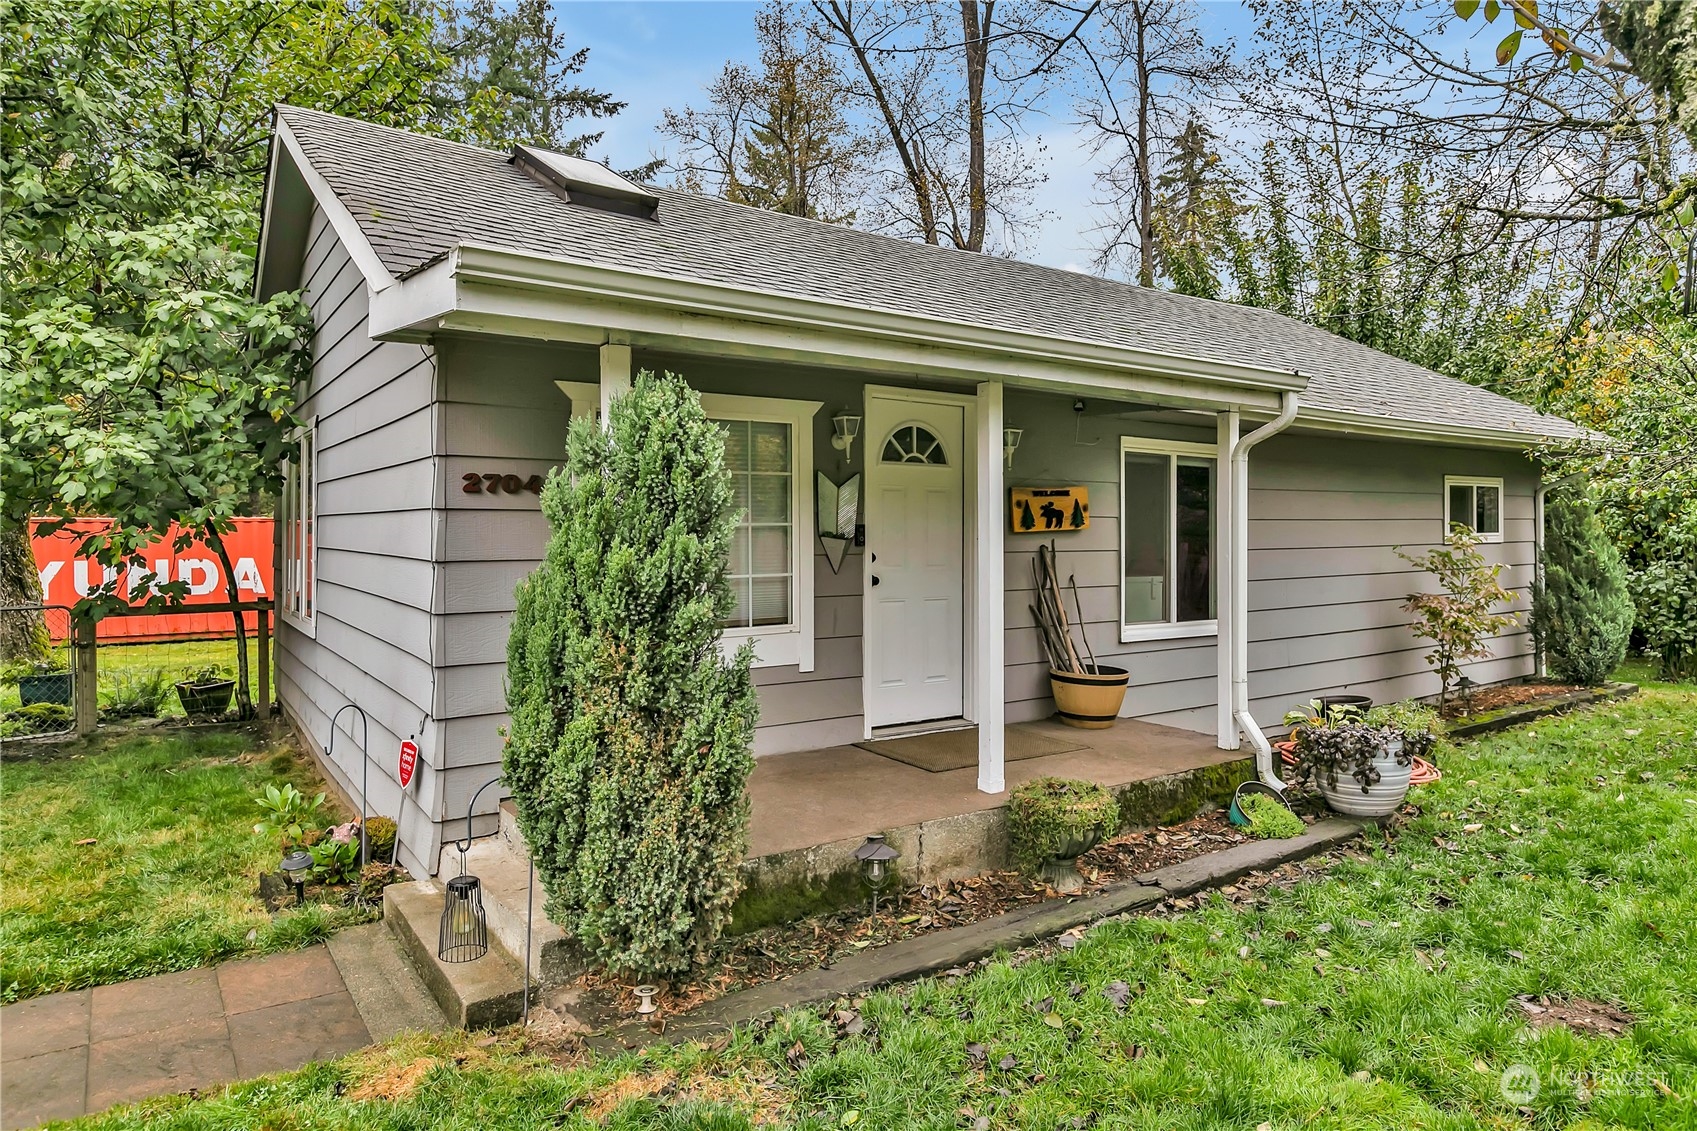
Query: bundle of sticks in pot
1030 540 1131 727
1030 540 1092 673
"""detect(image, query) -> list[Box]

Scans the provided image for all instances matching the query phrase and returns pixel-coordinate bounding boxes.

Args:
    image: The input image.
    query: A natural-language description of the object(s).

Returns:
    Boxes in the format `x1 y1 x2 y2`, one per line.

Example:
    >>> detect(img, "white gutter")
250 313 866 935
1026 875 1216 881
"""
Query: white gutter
382 243 1309 398
1231 390 1301 790
1294 406 1585 452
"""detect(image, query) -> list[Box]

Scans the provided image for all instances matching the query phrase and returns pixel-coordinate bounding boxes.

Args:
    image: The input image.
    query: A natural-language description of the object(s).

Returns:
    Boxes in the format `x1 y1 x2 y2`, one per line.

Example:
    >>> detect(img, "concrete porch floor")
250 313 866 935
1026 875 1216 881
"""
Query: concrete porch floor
746 716 1237 859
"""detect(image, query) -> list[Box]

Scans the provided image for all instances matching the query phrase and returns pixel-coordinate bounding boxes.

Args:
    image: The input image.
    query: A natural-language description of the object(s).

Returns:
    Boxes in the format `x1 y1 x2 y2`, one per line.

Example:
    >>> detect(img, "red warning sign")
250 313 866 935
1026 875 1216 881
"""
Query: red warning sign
398 739 419 789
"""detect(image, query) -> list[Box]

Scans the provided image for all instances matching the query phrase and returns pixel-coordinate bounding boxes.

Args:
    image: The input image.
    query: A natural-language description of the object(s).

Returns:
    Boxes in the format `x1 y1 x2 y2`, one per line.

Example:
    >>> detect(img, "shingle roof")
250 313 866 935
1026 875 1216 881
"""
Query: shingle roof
275 105 1582 443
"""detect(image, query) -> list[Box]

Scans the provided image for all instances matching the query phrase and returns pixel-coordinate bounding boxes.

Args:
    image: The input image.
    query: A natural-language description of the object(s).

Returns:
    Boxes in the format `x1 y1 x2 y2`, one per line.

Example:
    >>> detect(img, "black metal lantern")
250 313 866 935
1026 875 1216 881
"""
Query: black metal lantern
281 850 312 906
438 857 488 963
1456 675 1476 715
853 833 900 915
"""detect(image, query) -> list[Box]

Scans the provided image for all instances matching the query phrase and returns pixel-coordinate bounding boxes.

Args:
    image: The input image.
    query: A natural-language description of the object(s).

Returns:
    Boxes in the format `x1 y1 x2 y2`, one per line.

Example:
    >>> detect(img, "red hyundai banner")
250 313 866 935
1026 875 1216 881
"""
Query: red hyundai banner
30 519 274 643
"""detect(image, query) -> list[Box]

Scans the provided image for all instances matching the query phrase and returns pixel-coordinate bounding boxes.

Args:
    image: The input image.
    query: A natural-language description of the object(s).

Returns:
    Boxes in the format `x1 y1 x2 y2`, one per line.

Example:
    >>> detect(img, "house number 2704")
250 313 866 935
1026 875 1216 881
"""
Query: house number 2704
462 473 545 495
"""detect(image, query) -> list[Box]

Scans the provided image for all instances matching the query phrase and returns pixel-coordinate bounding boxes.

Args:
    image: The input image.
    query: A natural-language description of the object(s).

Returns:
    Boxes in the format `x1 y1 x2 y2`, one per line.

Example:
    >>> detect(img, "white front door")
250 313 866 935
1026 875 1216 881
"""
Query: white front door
865 394 965 728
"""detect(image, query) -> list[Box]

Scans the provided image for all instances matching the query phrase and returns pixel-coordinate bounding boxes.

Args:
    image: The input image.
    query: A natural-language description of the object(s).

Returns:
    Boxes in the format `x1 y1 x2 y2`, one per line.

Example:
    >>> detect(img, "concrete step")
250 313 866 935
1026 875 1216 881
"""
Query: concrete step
383 879 530 1029
325 921 448 1041
448 836 586 985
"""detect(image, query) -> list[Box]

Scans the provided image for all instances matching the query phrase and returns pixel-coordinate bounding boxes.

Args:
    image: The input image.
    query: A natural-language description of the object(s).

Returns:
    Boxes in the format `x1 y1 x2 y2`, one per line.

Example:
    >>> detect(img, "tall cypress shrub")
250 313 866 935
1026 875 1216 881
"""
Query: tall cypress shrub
504 371 758 975
1532 492 1634 685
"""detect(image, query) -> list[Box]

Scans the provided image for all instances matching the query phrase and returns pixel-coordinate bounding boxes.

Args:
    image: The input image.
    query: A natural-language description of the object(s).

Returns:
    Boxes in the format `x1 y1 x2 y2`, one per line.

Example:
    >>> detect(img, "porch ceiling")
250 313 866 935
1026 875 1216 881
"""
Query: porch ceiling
746 717 1240 859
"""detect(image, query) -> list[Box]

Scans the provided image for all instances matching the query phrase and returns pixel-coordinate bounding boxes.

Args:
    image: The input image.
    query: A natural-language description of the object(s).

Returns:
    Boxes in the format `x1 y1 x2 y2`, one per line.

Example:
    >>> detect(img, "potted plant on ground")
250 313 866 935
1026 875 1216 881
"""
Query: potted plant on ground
1030 542 1129 728
1285 700 1438 817
13 659 72 707
1008 776 1120 892
176 664 236 716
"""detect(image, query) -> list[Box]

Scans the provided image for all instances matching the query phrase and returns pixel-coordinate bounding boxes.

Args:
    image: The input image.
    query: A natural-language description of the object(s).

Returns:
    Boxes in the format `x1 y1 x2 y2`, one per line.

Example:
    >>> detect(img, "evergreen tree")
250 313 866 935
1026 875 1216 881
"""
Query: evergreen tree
430 0 625 154
1153 116 1238 298
504 372 758 975
1532 493 1634 685
660 2 865 222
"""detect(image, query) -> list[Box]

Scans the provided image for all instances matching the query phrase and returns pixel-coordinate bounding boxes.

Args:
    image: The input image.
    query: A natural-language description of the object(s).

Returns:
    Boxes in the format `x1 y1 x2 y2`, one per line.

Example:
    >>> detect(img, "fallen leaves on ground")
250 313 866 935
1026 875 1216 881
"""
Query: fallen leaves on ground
1512 994 1635 1038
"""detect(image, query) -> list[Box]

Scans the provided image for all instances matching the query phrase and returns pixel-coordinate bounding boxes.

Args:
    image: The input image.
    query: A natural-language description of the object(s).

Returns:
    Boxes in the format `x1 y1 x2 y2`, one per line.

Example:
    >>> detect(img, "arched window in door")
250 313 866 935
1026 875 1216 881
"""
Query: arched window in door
881 424 948 465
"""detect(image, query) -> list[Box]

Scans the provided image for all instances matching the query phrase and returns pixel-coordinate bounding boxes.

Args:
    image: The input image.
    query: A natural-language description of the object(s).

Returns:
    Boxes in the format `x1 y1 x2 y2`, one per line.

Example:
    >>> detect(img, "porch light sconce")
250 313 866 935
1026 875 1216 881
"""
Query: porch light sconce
634 984 659 1017
853 833 900 916
1003 427 1024 470
281 850 312 906
830 412 862 462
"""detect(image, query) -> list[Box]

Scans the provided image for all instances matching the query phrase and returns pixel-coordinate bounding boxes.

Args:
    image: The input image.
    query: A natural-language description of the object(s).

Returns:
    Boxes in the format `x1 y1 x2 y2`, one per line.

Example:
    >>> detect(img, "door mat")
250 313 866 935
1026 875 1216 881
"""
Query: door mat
856 724 1087 773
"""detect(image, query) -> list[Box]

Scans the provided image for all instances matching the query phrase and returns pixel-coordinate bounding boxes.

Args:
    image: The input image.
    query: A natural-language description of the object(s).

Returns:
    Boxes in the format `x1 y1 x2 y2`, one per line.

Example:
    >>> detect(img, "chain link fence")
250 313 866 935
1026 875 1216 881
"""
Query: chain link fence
1 605 76 740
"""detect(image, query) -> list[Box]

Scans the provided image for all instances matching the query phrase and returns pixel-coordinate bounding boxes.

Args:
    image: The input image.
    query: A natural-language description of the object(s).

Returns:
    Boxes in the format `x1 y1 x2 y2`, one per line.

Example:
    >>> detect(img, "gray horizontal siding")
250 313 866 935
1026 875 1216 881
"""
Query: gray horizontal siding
999 394 1538 731
430 342 873 758
275 205 446 874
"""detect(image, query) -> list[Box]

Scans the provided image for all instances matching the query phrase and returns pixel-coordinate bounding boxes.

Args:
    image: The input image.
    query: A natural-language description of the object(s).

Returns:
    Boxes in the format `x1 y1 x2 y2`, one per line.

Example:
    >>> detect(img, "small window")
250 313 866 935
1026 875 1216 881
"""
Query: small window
881 424 947 465
700 392 821 671
1121 438 1218 641
1444 476 1503 542
280 420 317 634
717 418 794 629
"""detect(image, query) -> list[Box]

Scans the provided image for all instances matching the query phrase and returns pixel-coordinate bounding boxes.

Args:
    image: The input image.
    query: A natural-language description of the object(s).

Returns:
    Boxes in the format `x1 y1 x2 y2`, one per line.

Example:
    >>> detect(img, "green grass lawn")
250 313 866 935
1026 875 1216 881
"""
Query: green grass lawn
0 636 266 721
0 726 367 1002
98 637 267 718
60 671 1697 1130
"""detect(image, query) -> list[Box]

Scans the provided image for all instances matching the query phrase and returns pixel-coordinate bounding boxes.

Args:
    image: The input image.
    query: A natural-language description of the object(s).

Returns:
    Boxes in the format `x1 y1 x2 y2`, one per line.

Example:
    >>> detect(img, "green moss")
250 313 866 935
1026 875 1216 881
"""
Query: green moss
1113 758 1253 830
1008 777 1120 872
727 864 872 935
1239 792 1304 839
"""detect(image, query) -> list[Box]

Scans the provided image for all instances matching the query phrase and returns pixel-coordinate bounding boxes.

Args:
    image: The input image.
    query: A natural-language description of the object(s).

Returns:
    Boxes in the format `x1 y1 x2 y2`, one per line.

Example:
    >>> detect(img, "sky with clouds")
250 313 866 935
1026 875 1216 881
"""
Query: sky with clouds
551 1 1267 275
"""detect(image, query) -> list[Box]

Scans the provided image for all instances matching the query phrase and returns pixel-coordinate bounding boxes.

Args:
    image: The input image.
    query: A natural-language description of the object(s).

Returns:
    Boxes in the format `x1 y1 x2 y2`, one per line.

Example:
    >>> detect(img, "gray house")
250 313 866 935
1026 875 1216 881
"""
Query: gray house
256 107 1582 876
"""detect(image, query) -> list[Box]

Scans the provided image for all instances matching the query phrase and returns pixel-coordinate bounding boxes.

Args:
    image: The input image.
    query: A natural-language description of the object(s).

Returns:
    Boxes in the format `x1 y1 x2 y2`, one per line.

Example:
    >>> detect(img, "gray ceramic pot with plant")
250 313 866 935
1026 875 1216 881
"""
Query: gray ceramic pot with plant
1285 699 1439 818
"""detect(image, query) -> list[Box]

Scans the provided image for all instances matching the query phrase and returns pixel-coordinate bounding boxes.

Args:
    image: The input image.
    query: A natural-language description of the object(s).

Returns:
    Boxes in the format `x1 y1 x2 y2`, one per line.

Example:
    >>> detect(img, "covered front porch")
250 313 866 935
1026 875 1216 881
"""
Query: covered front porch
470 713 1252 981
728 717 1253 934
746 717 1243 860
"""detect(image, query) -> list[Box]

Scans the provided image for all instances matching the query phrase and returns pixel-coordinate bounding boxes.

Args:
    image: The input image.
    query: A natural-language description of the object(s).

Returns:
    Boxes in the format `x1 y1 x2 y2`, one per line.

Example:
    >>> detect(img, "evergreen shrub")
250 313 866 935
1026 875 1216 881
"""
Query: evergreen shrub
504 371 758 975
1532 493 1633 685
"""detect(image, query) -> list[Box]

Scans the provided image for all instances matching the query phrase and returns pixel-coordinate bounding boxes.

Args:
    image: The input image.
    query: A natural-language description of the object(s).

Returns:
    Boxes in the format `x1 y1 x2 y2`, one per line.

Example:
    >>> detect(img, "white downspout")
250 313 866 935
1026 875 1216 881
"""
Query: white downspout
1231 390 1300 790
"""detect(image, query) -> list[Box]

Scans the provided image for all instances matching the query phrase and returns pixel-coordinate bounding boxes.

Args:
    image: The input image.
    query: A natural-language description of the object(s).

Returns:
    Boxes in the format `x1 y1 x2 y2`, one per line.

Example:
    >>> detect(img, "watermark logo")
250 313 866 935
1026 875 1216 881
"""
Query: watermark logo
1500 1064 1541 1105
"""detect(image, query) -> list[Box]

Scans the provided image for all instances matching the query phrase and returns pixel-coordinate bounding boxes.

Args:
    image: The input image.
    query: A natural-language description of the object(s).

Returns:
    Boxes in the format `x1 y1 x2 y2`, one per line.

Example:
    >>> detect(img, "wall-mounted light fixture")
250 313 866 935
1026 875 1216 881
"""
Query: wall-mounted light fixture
1003 427 1024 471
830 412 862 461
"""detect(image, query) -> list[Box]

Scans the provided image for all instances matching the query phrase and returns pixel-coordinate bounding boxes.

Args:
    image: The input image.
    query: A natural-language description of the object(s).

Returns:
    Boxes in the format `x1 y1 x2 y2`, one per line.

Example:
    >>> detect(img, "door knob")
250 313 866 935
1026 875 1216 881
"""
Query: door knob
871 575 880 586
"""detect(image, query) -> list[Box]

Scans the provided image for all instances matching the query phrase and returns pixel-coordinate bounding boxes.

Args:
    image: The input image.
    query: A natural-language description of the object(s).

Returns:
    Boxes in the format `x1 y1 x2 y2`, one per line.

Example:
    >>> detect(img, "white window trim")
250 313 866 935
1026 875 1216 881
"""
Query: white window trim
280 418 317 638
1120 436 1220 644
702 392 821 672
555 382 821 669
1444 475 1505 543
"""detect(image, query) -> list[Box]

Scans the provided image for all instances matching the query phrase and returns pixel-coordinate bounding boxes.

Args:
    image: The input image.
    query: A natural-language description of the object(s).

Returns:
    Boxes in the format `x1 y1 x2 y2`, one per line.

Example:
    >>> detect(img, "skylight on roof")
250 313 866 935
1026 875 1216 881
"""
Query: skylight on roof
511 145 658 217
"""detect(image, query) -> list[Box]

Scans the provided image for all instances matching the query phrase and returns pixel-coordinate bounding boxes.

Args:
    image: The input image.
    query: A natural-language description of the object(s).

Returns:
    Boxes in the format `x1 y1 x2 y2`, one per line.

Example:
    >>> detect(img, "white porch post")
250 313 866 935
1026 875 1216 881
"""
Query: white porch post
1215 410 1239 749
599 342 632 421
975 380 1006 794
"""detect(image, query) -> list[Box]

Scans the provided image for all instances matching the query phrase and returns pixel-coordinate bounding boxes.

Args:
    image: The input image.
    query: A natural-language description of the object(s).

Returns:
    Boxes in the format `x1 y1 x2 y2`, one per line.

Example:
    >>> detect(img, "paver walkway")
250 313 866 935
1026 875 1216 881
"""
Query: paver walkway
1 924 444 1129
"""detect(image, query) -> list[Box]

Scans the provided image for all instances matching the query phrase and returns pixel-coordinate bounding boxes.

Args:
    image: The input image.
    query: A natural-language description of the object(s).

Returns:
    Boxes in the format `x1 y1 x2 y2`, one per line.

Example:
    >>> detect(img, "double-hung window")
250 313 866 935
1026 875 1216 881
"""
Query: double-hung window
1444 476 1503 542
1120 437 1218 642
701 393 820 671
279 419 317 634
